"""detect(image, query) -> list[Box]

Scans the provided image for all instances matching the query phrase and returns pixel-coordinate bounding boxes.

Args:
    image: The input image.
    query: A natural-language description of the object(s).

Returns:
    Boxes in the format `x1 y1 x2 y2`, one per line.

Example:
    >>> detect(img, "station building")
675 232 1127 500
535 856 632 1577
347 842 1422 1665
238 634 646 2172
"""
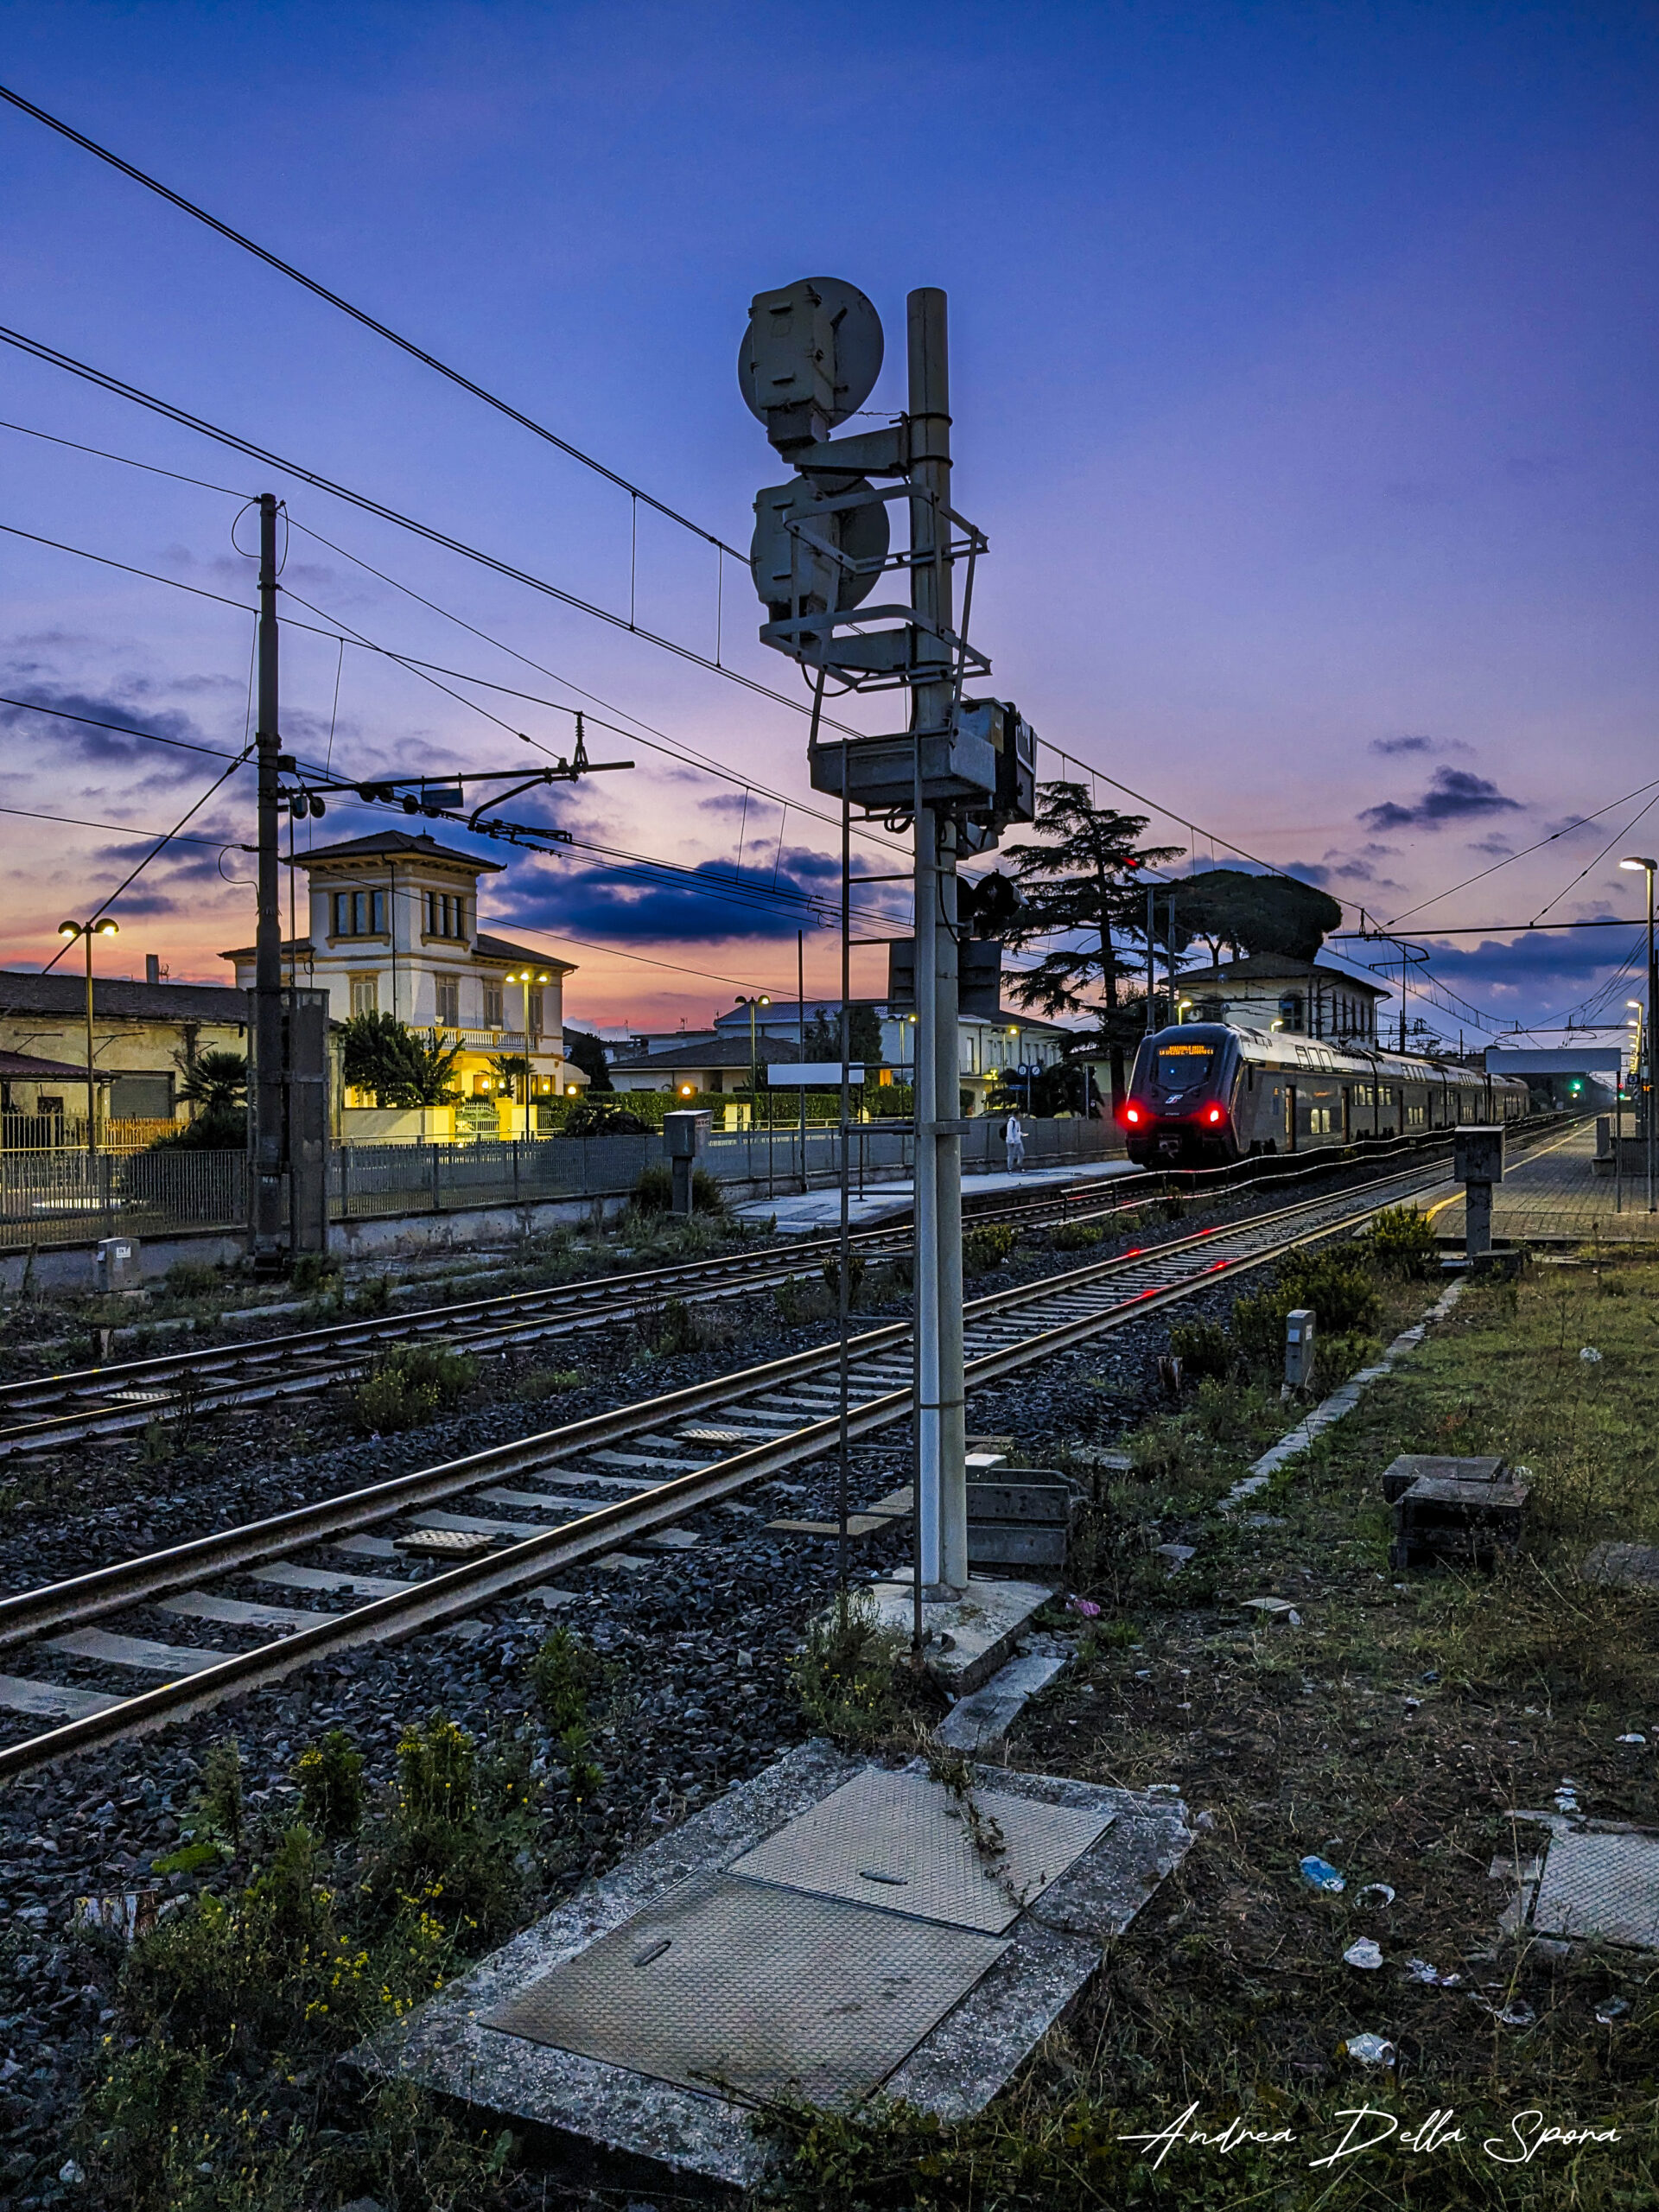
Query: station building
1168 956 1386 1045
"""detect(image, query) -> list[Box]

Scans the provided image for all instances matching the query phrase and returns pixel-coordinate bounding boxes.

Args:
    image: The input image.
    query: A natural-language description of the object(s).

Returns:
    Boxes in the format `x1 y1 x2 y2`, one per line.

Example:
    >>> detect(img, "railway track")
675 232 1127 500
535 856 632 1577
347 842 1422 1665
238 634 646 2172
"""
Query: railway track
0 1146 1471 1778
0 1120 1518 1459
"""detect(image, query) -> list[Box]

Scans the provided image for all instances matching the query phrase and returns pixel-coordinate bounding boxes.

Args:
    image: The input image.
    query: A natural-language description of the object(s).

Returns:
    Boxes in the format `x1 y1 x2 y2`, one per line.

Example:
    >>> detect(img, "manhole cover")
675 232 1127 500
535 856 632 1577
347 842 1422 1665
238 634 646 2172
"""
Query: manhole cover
679 1426 761 1446
108 1389 173 1406
728 1767 1113 1934
394 1528 495 1557
484 1870 1006 2105
1532 1830 1659 1949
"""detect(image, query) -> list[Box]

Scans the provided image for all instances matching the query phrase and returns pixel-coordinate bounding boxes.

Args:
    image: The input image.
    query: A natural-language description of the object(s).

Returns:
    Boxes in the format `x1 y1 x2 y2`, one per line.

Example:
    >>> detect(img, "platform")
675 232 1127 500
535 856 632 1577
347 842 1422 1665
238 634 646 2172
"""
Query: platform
1423 1120 1659 1246
365 1741 1192 2190
735 1155 1145 1236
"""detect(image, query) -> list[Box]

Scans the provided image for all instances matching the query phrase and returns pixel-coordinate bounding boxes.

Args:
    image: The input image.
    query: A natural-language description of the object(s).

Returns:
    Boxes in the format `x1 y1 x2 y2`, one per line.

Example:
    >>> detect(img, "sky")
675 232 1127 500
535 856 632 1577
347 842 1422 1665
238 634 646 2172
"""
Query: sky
0 1 1655 1045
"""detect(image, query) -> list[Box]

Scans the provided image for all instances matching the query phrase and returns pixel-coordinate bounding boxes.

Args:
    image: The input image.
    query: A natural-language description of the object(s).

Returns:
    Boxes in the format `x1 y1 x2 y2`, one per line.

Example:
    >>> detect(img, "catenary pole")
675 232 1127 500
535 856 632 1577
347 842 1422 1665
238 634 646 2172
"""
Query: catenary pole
908 287 966 1595
251 493 287 1271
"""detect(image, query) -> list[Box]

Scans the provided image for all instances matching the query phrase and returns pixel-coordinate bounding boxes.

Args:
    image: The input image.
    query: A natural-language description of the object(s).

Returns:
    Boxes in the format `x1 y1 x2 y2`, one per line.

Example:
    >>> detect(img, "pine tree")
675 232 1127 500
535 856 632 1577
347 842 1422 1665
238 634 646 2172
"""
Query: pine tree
1001 783 1182 1112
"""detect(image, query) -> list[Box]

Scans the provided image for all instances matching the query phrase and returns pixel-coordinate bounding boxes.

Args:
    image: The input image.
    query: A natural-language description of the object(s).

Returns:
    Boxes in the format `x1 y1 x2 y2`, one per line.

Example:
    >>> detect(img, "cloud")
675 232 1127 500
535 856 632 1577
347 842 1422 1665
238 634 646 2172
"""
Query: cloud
494 848 846 944
1465 834 1516 857
1367 734 1473 760
1359 768 1525 834
0 684 213 785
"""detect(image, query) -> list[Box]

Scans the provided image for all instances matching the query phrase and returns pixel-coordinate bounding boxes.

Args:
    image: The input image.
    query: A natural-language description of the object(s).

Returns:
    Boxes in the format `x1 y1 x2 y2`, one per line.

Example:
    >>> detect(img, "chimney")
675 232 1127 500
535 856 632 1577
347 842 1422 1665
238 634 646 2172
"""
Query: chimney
145 955 161 985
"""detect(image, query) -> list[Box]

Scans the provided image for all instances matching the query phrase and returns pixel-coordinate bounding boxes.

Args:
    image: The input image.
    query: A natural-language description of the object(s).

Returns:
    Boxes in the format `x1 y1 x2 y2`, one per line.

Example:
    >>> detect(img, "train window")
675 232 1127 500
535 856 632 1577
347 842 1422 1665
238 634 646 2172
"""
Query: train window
1152 1043 1215 1090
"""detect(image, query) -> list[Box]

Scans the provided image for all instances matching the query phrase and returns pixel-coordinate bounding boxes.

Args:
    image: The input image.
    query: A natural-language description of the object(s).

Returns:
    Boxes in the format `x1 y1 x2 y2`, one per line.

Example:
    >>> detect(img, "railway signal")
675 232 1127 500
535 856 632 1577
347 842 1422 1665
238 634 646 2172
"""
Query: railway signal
738 276 1037 1599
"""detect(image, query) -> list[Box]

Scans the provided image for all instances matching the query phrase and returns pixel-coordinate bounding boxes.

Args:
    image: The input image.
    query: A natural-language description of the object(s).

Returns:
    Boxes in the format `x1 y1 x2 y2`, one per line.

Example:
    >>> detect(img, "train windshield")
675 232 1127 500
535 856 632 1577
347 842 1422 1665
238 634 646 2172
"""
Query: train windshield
1152 1042 1217 1092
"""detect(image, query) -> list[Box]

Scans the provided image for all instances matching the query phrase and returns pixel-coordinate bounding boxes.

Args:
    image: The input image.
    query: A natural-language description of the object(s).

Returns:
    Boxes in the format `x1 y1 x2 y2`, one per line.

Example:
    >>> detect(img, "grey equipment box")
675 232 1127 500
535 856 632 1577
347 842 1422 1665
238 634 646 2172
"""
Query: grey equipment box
966 1471 1080 1573
95 1236 141 1294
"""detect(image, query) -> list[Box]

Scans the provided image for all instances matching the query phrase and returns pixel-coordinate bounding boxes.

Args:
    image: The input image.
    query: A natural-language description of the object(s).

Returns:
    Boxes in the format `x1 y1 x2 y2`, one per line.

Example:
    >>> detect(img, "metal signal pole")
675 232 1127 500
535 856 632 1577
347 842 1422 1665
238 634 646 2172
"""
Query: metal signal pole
251 493 287 1272
908 288 967 1595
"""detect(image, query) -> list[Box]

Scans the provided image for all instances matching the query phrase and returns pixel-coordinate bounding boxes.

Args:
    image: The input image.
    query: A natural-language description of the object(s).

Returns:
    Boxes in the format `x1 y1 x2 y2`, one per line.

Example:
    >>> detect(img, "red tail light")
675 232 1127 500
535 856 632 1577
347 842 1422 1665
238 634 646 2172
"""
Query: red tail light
1205 1105 1224 1124
1124 1103 1141 1124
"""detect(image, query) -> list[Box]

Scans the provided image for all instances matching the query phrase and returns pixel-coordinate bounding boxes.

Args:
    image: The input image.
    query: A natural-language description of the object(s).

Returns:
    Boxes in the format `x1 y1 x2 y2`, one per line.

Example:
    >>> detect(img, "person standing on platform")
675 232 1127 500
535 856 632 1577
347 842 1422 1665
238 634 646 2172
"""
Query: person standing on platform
1003 1111 1027 1173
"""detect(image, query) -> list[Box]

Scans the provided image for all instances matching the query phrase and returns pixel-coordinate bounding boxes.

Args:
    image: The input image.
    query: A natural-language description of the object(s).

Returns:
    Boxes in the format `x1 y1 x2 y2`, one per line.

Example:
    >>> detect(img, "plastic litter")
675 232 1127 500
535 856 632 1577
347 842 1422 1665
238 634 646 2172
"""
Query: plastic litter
1344 1938 1384 1969
1354 1883 1396 1910
1065 1595 1102 1618
1405 1957 1462 1987
1594 1998 1630 2025
1341 2032 1396 2066
1473 1996 1535 2028
1300 1854 1345 1893
1616 1733 1647 1745
1244 1596 1296 1614
1579 1346 1603 1363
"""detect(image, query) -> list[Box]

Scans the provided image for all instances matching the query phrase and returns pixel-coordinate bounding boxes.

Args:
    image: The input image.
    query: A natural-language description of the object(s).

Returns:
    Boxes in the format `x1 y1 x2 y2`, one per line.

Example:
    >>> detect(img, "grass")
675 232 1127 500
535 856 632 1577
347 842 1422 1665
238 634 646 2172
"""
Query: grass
759 1253 1659 2211
352 1342 477 1434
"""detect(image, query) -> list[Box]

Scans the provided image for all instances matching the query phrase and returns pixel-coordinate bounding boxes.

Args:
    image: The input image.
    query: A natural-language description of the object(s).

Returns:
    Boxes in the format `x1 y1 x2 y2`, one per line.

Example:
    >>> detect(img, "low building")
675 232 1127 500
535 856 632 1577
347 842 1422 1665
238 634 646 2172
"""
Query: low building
1168 957 1385 1045
609 1034 804 1096
221 830 587 1131
0 969 250 1142
705 999 1074 1112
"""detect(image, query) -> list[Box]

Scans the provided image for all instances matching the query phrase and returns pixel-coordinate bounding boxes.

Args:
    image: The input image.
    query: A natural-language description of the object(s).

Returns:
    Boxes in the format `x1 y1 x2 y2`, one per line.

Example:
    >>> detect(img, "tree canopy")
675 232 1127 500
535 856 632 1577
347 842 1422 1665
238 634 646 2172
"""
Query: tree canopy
804 1004 884 1066
340 1014 462 1108
1166 868 1344 965
563 1027 613 1091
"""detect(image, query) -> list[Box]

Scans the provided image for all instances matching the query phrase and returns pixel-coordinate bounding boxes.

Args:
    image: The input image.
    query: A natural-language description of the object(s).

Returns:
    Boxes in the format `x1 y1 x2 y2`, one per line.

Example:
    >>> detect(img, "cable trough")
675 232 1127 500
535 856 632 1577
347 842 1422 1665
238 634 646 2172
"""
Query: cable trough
0 1149 1478 1777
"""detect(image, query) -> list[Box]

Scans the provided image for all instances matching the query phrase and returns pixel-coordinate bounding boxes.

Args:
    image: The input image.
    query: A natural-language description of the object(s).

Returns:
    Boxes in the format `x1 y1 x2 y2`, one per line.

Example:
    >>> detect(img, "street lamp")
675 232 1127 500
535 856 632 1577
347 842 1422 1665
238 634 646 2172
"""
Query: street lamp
57 918 118 1160
1619 858 1656 1211
508 966 552 1118
734 994 772 1120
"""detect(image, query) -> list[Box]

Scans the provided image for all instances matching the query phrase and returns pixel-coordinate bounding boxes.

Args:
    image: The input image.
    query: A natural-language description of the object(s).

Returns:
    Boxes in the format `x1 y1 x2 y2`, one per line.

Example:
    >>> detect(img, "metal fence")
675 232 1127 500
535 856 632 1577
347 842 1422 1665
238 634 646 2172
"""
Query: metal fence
0 1116 1120 1250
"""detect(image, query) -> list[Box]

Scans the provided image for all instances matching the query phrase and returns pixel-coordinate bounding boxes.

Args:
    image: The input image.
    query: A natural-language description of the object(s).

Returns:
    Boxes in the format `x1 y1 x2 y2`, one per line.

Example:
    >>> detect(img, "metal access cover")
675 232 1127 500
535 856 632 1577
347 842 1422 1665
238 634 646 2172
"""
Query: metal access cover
1532 1830 1659 1949
394 1528 494 1556
483 1871 1005 2105
728 1767 1113 1934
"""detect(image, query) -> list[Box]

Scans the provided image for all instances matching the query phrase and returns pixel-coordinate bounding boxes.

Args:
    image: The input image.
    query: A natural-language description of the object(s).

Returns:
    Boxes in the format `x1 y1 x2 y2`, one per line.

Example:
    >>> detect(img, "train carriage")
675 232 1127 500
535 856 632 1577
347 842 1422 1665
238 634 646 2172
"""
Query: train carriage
1120 1021 1531 1167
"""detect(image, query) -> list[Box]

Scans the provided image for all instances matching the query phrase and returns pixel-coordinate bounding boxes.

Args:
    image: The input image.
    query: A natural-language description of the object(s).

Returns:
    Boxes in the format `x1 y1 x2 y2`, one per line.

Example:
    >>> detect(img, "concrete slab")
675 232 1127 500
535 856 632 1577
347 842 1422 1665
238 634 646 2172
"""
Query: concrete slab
934 1651 1070 1755
0 1673 121 1719
252 1563 411 1598
156 1590 334 1633
43 1628 225 1675
365 1741 1192 2191
866 1574 1054 1694
1581 1541 1659 1592
1531 1829 1659 1950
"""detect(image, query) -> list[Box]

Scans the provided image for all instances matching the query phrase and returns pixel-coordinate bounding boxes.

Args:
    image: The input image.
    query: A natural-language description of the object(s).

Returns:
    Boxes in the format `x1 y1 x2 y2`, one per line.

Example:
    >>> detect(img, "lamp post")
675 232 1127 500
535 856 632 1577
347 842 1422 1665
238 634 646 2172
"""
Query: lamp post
57 918 118 1160
509 965 552 1128
1619 858 1656 1212
734 995 771 1127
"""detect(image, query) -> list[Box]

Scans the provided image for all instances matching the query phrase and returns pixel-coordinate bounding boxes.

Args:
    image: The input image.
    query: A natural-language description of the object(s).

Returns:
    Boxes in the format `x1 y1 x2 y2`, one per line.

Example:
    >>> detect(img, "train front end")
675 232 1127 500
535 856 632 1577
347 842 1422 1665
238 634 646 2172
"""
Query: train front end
1121 1025 1242 1166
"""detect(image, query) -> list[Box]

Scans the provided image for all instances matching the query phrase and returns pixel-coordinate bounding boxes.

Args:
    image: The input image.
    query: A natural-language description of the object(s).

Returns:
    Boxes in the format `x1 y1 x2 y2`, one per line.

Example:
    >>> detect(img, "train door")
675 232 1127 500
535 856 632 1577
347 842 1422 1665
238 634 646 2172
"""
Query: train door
1342 1086 1352 1142
1286 1083 1298 1151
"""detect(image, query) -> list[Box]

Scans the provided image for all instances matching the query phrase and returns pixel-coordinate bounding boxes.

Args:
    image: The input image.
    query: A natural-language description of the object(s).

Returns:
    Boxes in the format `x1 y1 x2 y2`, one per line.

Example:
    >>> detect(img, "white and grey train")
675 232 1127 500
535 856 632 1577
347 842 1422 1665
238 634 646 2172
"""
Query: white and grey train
1119 1021 1532 1168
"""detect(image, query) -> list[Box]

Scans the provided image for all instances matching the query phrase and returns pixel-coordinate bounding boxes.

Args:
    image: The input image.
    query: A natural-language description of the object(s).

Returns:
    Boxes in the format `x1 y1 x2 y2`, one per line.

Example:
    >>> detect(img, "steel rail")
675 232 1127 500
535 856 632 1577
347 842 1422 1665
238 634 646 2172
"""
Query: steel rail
0 1173 1154 1454
0 1152 1465 1777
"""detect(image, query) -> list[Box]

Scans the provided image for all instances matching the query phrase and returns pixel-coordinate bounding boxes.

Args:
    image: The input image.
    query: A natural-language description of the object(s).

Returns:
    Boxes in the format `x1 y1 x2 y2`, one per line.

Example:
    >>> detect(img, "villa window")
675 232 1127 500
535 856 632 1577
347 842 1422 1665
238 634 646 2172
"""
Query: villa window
424 890 466 939
333 887 387 937
1279 992 1304 1032
482 982 504 1028
435 976 460 1029
349 973 378 1017
527 988 544 1036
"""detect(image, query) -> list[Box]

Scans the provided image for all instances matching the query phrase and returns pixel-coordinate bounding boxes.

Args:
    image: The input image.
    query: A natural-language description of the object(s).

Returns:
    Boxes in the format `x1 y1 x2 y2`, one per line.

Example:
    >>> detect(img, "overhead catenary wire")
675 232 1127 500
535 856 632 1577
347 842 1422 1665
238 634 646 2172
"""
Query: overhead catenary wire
0 82 745 559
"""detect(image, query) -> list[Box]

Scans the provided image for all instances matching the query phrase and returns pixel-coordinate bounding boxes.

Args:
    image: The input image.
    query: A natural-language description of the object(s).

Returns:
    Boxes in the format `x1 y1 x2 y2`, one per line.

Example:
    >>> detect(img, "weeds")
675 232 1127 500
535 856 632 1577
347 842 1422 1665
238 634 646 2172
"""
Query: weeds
289 1249 343 1296
352 1343 477 1434
527 1628 606 1802
820 1250 867 1304
515 1363 583 1402
162 1258 219 1300
791 1587 907 1746
1168 1317 1233 1380
962 1223 1016 1277
294 1728 365 1840
630 1161 727 1215
1364 1202 1439 1275
1049 1219 1103 1251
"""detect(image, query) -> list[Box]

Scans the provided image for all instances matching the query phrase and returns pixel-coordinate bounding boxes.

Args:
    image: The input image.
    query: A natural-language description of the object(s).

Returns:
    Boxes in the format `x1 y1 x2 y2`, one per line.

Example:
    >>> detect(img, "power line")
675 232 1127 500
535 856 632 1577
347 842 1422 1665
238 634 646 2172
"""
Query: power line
0 800 238 847
0 82 744 559
1382 773 1659 928
0 691 245 763
0 321 860 735
0 415 245 495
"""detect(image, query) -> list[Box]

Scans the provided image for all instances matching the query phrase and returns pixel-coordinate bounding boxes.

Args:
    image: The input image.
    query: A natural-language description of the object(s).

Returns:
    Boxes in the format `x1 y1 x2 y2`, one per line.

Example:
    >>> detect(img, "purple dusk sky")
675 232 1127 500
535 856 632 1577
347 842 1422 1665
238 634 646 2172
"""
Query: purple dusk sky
1 3 1654 1040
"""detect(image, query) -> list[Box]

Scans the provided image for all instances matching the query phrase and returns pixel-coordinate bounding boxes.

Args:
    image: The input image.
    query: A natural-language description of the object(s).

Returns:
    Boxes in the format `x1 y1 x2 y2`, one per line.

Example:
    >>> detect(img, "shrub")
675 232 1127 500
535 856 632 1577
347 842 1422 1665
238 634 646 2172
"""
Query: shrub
353 1343 477 1434
1232 1247 1382 1374
963 1224 1016 1277
1168 1318 1233 1381
821 1251 868 1304
630 1162 727 1215
791 1588 906 1747
294 1728 365 1840
1050 1220 1103 1251
517 1365 584 1402
1365 1204 1439 1276
290 1249 343 1296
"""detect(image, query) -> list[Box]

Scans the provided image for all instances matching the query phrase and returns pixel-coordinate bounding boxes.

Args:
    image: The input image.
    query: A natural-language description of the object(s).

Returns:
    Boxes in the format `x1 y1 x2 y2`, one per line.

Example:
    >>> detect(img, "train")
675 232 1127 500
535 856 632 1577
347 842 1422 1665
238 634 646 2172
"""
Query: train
1118 1020 1533 1167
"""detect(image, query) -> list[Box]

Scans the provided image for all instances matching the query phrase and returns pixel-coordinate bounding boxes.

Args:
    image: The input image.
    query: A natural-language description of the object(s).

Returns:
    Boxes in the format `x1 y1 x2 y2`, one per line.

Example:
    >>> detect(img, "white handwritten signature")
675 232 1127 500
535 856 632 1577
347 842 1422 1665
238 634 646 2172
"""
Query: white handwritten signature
1117 2101 1621 2169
